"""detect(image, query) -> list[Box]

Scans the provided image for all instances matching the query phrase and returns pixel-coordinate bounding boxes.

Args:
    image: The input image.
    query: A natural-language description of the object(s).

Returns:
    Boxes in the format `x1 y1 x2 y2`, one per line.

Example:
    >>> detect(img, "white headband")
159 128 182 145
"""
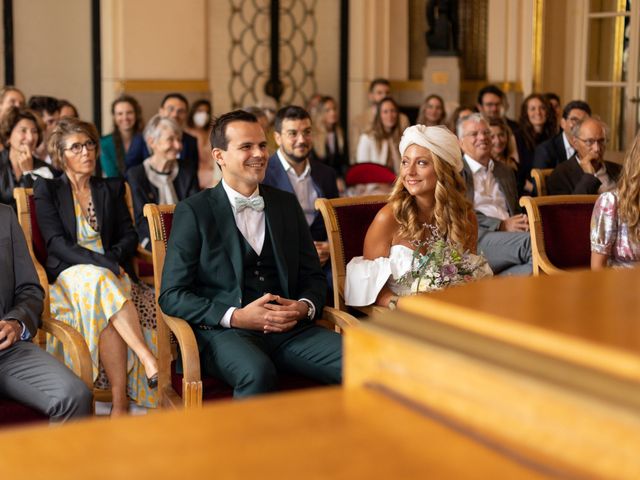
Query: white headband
398 124 463 172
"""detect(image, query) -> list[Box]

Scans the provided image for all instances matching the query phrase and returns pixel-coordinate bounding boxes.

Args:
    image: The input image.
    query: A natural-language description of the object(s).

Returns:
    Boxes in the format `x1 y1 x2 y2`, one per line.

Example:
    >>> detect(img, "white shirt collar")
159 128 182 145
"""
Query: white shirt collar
464 154 493 174
277 149 311 179
221 179 260 214
562 131 575 157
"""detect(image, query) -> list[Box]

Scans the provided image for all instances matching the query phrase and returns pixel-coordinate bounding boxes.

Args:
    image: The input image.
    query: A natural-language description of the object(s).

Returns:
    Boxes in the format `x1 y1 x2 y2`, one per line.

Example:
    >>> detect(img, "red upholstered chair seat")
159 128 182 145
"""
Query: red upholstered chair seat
345 163 396 186
0 397 47 427
334 202 387 264
27 194 48 266
539 202 595 269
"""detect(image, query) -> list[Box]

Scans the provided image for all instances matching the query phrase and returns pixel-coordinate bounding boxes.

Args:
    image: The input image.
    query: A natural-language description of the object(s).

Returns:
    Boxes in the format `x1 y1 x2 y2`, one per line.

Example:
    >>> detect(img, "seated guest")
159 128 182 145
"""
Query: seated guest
58 99 79 119
126 93 201 170
547 117 620 196
591 132 640 269
312 96 348 181
459 113 532 275
100 95 147 178
356 97 403 173
159 110 342 398
28 96 61 164
0 204 92 422
514 94 558 195
545 92 562 125
489 118 518 172
476 85 519 134
0 107 56 209
126 114 199 249
184 99 213 168
350 78 410 159
533 100 591 170
446 105 475 133
345 125 478 309
0 86 25 120
263 105 339 283
416 94 447 126
34 118 159 416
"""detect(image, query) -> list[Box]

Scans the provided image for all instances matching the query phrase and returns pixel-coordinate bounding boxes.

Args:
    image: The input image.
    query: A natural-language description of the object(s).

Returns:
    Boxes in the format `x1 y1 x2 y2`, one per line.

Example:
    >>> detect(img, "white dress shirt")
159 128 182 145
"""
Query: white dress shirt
277 150 317 226
562 132 575 160
218 179 315 328
465 154 510 221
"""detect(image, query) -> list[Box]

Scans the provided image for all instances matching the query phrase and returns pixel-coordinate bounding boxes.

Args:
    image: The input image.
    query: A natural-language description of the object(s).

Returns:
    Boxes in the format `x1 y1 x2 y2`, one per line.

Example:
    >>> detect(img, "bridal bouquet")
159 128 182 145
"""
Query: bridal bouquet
398 226 493 294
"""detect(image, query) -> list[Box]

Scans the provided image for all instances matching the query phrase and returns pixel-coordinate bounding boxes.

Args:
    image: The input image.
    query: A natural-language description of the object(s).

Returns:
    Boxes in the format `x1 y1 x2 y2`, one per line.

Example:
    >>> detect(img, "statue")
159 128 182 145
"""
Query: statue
426 0 459 55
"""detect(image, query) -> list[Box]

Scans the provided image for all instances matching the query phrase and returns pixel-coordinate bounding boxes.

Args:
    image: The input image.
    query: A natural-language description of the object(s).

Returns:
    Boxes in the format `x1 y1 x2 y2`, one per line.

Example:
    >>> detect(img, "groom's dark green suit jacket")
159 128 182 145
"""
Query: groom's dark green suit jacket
158 182 327 327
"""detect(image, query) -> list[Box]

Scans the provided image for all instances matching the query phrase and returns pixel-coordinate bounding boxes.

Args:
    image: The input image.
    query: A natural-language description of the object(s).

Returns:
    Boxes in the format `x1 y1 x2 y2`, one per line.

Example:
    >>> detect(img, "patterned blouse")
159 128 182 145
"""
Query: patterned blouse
590 190 640 267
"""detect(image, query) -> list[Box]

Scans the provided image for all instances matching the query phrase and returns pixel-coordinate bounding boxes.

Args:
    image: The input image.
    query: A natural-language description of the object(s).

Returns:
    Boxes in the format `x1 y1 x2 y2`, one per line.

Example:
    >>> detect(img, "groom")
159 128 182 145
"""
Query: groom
158 110 342 398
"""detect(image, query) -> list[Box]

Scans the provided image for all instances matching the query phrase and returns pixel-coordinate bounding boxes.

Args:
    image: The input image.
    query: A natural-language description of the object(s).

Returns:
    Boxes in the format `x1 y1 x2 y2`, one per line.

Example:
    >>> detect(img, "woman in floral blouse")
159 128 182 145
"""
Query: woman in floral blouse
591 132 640 269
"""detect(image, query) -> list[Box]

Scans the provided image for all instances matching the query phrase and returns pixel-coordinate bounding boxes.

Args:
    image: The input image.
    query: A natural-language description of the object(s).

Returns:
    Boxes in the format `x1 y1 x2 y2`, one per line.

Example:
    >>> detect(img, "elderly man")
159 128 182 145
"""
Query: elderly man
546 117 621 195
533 100 591 170
458 113 532 275
0 204 91 422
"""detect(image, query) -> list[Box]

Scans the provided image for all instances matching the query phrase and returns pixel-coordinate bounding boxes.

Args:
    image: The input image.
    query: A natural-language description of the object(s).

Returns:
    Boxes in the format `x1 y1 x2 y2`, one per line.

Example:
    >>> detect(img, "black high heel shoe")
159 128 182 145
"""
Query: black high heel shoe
147 373 158 389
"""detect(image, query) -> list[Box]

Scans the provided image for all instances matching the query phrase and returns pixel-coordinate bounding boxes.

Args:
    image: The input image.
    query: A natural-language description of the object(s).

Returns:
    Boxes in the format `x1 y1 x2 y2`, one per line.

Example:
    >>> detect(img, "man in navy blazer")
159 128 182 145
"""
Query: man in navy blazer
262 106 339 273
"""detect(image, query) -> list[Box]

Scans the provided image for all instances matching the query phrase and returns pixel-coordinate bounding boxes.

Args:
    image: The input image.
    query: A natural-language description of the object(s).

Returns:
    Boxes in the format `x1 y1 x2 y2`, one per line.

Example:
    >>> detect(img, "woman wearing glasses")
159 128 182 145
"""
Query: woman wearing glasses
34 118 158 416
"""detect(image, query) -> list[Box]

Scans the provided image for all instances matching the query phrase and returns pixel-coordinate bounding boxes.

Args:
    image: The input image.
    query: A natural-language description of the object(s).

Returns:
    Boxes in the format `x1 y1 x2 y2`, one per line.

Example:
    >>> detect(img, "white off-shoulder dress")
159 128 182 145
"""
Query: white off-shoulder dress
345 245 415 306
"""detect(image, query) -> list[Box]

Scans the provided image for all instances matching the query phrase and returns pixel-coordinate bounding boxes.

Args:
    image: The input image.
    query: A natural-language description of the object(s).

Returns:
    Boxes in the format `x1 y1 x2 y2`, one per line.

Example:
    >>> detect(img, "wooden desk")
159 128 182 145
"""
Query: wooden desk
344 267 640 479
0 387 555 479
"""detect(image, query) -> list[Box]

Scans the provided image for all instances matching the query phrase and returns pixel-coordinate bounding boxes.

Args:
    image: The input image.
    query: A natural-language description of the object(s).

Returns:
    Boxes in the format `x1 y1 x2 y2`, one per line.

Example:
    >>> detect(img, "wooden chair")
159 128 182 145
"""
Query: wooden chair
315 195 388 313
123 182 154 285
8 188 95 425
531 168 553 196
519 194 599 275
13 186 156 404
144 203 357 409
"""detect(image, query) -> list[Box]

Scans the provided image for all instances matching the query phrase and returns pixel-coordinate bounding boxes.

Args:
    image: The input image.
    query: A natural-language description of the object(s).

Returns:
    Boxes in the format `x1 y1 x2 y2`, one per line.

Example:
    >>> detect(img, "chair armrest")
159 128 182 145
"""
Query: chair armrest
161 314 201 384
321 306 360 330
41 318 93 390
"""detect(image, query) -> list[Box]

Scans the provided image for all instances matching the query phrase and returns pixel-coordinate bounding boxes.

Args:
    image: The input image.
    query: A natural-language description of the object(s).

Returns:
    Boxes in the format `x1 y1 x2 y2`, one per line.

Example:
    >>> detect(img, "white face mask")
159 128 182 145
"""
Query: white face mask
193 111 210 128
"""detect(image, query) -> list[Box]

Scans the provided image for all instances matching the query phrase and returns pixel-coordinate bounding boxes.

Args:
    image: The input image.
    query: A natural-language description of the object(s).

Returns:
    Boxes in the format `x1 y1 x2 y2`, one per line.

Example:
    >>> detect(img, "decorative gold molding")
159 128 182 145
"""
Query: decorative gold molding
532 0 544 92
609 0 627 149
117 80 210 93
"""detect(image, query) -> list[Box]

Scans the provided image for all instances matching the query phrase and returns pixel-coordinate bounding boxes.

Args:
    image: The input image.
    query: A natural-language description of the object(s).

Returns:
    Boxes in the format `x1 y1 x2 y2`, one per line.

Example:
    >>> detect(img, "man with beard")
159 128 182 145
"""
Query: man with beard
262 106 339 281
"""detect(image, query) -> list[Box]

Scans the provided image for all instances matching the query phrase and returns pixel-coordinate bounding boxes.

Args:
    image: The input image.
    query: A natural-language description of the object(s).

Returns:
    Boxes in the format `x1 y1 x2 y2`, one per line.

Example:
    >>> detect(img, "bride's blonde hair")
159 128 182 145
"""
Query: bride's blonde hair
618 131 640 243
389 148 474 251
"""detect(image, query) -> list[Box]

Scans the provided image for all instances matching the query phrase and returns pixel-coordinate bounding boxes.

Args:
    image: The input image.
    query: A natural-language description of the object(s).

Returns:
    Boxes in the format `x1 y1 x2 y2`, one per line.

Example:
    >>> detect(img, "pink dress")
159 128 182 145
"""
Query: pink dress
590 191 640 267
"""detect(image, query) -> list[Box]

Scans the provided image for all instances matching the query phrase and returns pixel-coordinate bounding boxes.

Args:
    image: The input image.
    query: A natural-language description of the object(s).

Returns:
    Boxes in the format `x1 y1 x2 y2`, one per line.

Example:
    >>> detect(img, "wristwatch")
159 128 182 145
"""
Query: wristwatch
388 295 400 310
300 299 314 320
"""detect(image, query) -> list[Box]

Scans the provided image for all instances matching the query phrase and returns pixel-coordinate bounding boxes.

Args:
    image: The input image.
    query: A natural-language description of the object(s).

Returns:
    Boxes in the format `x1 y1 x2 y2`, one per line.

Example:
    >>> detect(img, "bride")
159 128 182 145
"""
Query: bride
345 124 479 309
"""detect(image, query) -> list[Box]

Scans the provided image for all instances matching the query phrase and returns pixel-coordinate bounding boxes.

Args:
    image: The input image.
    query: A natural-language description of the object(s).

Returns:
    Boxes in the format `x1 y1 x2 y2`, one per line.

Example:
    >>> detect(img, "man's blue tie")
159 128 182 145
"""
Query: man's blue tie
235 195 265 212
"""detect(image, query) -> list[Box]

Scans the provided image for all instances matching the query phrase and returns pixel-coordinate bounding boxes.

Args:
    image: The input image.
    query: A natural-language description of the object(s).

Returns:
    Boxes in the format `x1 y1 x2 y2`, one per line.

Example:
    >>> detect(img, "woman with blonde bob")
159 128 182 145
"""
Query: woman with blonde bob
591 131 640 269
345 125 479 308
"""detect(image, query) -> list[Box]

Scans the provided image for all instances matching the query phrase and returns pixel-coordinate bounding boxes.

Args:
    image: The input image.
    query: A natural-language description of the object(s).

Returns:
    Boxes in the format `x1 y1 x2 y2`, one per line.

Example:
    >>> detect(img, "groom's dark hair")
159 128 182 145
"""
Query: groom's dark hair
210 110 258 150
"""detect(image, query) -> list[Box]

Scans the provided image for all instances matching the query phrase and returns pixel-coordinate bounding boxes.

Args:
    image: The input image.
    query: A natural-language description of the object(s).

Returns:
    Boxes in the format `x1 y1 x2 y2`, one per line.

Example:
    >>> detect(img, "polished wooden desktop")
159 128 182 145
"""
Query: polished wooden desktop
1 387 554 479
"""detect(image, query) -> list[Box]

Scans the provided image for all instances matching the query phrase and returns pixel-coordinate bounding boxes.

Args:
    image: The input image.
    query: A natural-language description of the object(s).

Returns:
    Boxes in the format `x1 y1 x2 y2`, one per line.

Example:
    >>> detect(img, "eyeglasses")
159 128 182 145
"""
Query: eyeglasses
464 129 491 139
65 140 97 154
575 137 607 148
